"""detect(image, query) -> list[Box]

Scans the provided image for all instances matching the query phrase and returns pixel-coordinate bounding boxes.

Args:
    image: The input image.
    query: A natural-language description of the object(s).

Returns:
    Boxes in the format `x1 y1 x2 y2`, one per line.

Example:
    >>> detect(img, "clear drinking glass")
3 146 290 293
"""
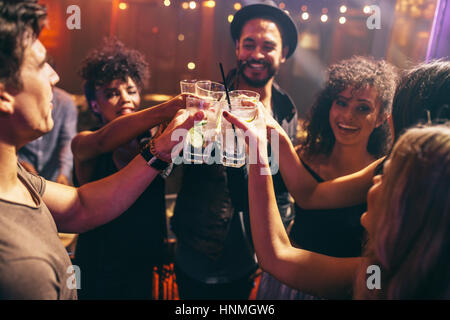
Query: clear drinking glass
182 81 224 164
220 97 258 168
180 79 198 94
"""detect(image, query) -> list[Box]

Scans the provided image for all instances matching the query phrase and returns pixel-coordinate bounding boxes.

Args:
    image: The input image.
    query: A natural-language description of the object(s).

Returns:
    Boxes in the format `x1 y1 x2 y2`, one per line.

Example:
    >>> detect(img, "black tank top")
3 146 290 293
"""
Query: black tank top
289 159 366 258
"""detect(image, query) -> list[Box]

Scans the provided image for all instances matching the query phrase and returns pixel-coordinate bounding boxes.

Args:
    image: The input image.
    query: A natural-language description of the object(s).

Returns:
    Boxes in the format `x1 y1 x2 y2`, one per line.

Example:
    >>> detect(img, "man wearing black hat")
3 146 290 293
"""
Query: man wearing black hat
172 0 298 300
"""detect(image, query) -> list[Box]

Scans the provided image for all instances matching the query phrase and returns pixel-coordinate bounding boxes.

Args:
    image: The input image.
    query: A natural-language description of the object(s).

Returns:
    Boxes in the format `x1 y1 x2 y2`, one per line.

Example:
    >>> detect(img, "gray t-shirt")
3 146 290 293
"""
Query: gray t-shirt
0 164 77 299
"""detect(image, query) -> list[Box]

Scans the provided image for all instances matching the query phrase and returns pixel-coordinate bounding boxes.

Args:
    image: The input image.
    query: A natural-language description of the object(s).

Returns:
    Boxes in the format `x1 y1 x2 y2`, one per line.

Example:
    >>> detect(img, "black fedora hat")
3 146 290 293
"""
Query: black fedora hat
230 0 298 58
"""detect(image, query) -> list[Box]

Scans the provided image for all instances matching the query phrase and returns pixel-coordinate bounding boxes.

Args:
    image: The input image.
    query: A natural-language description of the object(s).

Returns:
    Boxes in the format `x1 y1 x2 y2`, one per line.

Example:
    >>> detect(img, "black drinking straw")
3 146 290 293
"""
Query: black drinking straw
219 63 232 110
219 62 239 164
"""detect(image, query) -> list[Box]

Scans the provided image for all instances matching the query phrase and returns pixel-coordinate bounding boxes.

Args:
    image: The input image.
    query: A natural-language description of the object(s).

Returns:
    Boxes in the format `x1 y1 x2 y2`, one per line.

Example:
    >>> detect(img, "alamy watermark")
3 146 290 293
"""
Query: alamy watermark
169 127 280 175
66 5 81 30
366 5 381 30
66 264 81 290
366 264 381 290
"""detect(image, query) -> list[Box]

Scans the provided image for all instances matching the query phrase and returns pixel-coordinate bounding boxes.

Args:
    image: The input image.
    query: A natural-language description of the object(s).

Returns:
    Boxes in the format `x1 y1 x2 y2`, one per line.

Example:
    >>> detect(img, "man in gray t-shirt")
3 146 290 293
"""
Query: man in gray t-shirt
0 0 200 300
0 164 76 299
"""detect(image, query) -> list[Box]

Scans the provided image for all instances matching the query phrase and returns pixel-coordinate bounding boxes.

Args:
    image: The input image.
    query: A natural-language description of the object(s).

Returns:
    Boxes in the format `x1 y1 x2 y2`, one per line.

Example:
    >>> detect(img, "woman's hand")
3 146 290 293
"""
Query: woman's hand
222 102 269 166
162 93 189 119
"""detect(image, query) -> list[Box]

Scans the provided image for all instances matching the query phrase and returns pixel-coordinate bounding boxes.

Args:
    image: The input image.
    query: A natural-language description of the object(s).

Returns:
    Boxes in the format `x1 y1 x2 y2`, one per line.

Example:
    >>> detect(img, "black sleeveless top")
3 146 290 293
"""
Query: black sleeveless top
289 160 367 258
74 139 167 299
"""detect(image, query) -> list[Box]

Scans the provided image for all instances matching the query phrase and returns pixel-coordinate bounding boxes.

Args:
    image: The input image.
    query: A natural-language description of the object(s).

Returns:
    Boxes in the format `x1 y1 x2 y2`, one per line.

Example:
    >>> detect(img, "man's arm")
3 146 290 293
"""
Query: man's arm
44 109 202 233
43 154 159 233
71 94 185 162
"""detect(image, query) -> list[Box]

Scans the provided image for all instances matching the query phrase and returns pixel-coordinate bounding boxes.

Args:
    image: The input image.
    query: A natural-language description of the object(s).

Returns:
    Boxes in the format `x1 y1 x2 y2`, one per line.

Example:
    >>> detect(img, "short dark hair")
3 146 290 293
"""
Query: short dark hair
79 37 150 106
0 0 47 89
302 56 398 159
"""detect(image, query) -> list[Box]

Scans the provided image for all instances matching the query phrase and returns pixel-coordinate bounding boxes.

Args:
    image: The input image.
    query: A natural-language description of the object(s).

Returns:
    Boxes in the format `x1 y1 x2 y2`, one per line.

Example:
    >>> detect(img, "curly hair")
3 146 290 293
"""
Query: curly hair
0 0 47 89
392 60 450 142
79 37 150 106
301 56 398 159
354 123 450 299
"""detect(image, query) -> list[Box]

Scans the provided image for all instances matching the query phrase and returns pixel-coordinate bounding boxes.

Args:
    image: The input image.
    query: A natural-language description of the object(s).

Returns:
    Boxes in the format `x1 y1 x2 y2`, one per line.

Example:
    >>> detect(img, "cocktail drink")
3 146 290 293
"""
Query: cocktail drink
220 92 258 168
182 81 225 164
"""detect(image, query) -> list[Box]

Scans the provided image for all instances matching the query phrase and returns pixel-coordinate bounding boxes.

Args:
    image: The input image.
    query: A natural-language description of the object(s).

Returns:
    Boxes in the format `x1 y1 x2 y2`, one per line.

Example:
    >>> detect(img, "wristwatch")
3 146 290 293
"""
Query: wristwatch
140 141 170 171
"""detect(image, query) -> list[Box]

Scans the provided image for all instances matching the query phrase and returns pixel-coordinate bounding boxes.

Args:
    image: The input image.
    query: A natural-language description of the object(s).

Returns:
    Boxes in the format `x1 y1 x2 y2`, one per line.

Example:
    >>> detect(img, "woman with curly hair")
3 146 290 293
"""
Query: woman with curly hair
225 60 450 299
257 56 397 299
72 38 185 299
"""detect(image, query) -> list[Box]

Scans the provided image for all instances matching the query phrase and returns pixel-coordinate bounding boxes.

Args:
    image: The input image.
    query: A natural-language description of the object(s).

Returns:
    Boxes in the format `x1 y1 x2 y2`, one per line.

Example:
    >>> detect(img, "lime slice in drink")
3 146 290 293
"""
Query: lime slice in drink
245 113 256 123
188 127 204 148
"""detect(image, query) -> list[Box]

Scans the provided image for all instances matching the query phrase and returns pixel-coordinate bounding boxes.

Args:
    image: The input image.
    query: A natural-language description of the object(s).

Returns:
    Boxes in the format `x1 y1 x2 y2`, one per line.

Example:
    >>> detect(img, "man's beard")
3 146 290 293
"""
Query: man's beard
237 59 277 88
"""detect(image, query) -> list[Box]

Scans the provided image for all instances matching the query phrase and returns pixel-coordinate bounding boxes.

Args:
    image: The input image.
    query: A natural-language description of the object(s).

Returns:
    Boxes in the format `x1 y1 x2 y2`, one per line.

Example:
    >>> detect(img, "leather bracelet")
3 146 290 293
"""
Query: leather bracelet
140 142 170 171
149 138 172 163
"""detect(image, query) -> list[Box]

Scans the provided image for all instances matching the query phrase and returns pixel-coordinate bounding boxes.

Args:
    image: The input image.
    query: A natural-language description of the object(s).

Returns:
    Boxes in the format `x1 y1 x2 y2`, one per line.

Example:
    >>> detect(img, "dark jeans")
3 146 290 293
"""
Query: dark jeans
175 264 255 300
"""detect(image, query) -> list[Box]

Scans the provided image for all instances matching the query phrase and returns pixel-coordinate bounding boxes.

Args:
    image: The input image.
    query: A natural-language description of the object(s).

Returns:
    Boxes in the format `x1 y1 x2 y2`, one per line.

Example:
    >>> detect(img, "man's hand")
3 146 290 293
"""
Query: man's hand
153 109 205 162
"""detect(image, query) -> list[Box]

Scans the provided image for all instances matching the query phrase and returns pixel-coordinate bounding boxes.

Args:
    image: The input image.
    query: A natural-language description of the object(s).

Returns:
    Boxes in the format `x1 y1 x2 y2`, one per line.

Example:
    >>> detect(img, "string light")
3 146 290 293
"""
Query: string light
363 5 371 14
164 0 171 7
320 14 328 23
340 5 347 13
234 3 242 11
301 12 309 21
119 2 128 10
339 16 347 24
189 1 197 10
182 2 189 9
203 1 215 8
187 62 196 70
228 14 234 23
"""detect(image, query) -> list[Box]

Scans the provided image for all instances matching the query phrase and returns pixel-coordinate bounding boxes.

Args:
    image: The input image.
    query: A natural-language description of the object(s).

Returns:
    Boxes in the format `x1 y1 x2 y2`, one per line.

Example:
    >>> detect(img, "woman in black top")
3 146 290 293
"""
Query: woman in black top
72 38 184 299
257 56 397 299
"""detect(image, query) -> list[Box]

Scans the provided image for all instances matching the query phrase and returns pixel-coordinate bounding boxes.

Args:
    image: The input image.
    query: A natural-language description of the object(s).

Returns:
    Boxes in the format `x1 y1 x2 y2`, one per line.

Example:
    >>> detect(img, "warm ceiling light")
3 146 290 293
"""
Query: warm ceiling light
320 14 328 23
234 2 241 11
164 0 171 7
189 1 197 9
119 2 128 10
363 5 371 14
228 14 234 23
203 1 215 8
339 16 347 24
187 62 196 70
301 12 309 21
182 2 189 9
340 5 347 13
